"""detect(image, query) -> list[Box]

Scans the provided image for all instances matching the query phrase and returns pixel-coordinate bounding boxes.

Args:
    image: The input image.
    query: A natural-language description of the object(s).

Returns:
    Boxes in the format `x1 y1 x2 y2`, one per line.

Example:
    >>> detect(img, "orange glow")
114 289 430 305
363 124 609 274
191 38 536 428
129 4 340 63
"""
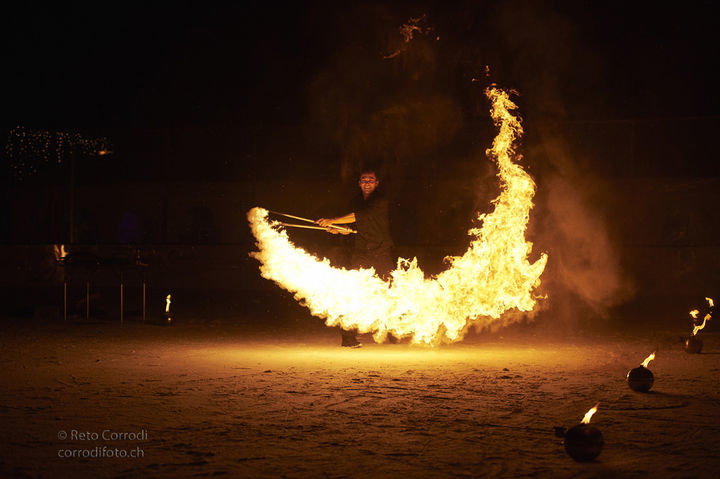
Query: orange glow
641 351 655 368
248 86 547 345
581 403 600 425
689 309 699 319
706 297 714 309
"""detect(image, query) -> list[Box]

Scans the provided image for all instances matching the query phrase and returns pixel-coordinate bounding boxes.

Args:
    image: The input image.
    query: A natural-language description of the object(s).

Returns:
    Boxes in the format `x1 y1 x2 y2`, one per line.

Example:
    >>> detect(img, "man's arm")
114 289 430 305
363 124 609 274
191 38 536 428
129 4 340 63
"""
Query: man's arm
317 213 356 227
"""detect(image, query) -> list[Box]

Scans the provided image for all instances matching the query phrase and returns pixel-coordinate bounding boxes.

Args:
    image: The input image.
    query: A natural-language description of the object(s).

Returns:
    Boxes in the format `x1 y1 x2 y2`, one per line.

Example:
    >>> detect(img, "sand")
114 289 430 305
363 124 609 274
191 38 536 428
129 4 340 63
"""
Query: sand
0 317 718 478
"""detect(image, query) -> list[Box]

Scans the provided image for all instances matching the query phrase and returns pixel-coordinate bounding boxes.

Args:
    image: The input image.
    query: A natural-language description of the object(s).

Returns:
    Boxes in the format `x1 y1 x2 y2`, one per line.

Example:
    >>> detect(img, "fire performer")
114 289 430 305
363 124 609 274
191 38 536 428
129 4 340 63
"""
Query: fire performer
317 169 395 347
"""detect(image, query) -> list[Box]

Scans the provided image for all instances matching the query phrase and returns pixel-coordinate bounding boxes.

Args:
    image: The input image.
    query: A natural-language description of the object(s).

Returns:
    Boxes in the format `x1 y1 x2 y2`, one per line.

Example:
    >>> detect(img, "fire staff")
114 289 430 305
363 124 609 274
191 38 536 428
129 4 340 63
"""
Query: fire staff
317 169 395 347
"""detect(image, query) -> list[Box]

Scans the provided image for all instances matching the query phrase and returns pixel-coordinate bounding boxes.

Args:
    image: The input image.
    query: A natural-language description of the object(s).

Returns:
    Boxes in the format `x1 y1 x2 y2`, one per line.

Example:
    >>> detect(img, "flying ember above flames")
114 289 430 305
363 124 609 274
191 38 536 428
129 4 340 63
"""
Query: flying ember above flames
247 86 548 345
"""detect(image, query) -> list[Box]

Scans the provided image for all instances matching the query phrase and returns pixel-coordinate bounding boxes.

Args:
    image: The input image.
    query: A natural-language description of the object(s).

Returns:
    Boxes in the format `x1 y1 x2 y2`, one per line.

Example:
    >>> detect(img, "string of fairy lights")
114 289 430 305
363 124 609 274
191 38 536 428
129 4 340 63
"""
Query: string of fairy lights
3 126 111 180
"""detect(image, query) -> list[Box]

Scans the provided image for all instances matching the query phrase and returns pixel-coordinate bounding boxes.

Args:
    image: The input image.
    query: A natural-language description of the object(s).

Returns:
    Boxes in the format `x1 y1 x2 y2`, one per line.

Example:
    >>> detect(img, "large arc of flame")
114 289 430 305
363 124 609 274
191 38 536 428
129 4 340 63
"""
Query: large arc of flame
248 86 548 345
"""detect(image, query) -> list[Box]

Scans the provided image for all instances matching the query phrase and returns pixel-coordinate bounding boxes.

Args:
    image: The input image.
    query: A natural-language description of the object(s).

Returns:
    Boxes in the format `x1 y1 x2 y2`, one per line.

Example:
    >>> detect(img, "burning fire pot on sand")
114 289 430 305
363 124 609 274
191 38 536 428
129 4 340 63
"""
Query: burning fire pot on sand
627 352 655 393
556 403 603 462
684 298 713 354
163 294 173 326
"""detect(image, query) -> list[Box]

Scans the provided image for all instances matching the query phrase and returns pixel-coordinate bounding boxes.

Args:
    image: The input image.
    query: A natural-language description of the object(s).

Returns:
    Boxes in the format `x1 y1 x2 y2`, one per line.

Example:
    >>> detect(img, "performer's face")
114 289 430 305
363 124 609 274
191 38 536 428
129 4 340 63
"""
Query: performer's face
358 172 379 198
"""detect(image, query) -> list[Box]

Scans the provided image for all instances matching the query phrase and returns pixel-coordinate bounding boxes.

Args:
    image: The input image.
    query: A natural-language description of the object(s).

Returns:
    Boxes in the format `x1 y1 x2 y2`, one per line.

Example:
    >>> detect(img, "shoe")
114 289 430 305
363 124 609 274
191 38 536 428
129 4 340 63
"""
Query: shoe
342 338 362 348
341 329 360 347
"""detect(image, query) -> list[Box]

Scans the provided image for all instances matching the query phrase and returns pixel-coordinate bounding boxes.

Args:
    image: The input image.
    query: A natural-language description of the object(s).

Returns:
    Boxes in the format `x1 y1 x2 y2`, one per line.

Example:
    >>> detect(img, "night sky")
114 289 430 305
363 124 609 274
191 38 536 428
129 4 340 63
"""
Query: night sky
4 2 718 131
2 0 720 228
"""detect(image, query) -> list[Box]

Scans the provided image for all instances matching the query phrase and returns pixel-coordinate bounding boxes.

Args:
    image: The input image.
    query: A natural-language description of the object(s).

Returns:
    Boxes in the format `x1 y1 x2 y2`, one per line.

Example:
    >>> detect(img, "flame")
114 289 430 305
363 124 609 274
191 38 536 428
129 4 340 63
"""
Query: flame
688 297 714 336
641 351 655 368
165 295 172 314
581 403 600 425
247 86 548 345
692 314 711 336
53 244 68 262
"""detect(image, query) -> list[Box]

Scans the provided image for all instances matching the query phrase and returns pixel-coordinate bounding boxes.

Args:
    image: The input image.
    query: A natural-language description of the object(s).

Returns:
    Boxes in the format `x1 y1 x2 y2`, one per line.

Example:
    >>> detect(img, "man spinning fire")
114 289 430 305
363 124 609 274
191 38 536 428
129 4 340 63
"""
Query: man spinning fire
317 169 395 347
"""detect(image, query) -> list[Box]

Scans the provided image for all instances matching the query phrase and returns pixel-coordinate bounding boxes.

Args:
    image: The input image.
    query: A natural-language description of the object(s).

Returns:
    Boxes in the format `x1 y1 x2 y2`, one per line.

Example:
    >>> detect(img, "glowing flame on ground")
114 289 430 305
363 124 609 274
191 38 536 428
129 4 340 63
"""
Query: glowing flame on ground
247 86 548 345
581 403 600 425
692 314 711 336
165 295 172 314
641 352 655 368
689 297 713 336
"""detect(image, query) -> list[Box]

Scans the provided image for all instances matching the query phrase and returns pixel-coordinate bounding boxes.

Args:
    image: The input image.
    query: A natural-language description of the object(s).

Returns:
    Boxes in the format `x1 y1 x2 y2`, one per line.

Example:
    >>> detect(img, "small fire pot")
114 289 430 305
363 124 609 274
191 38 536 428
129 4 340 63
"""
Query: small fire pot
684 336 702 354
627 366 654 392
162 294 174 326
558 424 604 462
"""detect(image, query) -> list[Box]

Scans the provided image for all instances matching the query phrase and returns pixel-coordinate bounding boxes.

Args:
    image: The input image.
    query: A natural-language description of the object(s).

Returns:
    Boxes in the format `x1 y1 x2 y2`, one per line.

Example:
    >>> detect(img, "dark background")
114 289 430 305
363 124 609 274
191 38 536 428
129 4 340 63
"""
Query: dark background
1 1 719 324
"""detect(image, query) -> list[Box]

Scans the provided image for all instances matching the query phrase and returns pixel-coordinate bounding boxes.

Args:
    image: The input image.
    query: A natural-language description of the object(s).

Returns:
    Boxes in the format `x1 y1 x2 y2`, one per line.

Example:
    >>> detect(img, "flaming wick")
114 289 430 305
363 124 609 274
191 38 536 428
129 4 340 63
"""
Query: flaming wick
706 297 714 309
692 314 711 336
689 309 699 319
581 403 600 425
165 295 172 314
54 244 68 262
641 352 655 368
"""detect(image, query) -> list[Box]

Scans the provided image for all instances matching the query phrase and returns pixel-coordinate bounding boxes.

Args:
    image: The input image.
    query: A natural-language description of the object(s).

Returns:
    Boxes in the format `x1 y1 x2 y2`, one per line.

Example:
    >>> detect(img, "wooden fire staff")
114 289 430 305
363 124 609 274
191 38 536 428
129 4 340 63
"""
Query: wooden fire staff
270 211 357 234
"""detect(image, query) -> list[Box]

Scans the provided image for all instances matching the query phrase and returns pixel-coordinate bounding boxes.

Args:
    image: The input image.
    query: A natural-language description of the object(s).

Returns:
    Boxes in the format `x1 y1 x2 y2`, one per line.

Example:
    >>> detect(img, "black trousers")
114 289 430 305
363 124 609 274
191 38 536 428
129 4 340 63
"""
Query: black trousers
340 248 394 345
351 248 394 279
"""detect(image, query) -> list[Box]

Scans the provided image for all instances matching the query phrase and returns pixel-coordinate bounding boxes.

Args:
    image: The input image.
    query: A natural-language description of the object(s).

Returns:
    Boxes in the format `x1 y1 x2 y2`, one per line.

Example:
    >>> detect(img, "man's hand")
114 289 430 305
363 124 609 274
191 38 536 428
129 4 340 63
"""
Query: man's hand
317 218 333 227
326 226 352 235
317 215 355 234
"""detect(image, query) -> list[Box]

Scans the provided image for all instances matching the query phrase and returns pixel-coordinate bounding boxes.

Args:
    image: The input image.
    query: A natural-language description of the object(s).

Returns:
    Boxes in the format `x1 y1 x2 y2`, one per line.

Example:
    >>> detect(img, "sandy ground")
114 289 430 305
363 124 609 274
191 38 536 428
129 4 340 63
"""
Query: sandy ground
0 315 719 479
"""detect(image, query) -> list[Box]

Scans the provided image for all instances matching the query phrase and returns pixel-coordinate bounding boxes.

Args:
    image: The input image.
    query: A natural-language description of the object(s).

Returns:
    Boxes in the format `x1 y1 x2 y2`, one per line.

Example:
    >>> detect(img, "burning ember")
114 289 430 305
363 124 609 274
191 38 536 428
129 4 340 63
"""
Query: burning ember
685 297 713 353
383 14 438 59
247 86 548 345
559 403 603 462
627 352 655 392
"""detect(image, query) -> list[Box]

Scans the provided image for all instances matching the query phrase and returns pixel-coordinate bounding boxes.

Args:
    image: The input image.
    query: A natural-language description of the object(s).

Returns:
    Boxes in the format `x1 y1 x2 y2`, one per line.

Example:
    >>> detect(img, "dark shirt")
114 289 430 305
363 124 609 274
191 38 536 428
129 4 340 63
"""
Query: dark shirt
351 192 394 276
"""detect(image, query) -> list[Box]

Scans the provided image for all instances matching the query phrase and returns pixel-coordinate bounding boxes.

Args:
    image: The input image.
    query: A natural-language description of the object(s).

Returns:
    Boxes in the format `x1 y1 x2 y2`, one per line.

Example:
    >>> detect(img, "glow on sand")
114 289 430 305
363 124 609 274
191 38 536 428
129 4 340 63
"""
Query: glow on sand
196 342 600 370
248 86 548 345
